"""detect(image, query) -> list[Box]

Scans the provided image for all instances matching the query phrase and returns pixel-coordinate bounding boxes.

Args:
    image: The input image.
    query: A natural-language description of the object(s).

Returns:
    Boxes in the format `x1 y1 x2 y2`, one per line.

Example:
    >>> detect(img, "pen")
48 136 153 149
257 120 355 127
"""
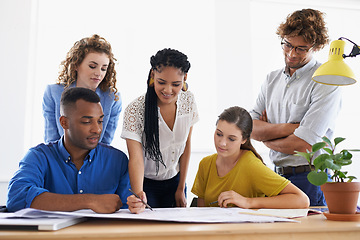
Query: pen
209 201 218 206
129 189 153 211
0 206 7 212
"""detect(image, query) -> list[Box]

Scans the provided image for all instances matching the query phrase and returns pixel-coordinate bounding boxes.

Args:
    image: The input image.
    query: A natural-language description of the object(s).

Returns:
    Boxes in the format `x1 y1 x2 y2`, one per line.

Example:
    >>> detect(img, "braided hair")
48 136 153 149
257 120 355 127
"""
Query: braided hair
144 48 191 175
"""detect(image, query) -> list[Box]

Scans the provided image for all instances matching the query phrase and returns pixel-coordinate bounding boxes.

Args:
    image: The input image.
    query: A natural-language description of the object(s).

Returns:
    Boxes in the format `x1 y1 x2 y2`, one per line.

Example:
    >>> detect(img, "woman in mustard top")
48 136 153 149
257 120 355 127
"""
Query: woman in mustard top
191 106 309 208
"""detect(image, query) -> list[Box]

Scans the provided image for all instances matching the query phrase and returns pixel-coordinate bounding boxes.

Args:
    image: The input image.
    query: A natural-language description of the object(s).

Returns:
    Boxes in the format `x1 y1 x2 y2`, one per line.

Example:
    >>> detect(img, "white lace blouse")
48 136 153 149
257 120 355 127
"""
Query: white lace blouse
121 91 199 180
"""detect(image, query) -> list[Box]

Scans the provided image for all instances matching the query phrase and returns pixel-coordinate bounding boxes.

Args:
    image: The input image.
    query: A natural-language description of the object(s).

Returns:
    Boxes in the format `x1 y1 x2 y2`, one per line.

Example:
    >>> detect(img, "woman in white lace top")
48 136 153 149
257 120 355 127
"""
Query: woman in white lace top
121 48 199 213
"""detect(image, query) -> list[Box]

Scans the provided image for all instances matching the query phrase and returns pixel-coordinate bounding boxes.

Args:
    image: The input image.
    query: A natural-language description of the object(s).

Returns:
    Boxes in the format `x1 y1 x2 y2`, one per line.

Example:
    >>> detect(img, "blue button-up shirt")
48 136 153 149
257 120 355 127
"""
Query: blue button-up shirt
250 58 342 167
7 138 130 212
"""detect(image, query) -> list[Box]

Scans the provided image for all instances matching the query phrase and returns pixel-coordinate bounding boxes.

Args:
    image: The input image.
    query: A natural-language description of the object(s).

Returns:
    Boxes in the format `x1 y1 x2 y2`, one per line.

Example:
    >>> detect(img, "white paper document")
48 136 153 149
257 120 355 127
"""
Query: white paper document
8 207 305 223
241 208 309 218
0 210 85 231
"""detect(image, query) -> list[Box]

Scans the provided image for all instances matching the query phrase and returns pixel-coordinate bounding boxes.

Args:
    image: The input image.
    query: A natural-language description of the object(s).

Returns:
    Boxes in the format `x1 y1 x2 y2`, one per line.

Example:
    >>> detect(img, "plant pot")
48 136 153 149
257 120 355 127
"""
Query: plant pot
321 182 360 214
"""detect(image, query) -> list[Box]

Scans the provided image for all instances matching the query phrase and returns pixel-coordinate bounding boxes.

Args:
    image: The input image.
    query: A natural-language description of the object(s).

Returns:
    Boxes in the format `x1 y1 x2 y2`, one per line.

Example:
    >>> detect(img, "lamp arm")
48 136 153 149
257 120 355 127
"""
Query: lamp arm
339 37 360 58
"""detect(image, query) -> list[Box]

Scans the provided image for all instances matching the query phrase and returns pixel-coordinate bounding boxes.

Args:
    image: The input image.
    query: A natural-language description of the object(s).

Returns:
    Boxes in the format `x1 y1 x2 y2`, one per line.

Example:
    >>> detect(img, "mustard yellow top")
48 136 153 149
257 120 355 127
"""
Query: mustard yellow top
191 151 290 206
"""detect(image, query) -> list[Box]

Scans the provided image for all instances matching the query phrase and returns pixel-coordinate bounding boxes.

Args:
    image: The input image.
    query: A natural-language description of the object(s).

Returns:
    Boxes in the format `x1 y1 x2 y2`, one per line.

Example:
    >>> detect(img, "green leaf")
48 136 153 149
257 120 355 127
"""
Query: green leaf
313 154 330 170
312 142 326 152
307 171 328 186
348 149 360 152
322 136 332 147
324 159 341 170
294 151 311 163
347 176 357 182
337 171 347 179
323 147 332 154
334 153 343 161
335 158 352 166
341 150 352 160
334 137 345 146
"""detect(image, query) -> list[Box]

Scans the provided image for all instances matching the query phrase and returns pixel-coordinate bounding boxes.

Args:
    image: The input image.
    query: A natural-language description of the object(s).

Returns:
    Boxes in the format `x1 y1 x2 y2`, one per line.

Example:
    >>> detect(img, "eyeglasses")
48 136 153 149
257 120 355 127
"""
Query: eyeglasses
281 40 313 55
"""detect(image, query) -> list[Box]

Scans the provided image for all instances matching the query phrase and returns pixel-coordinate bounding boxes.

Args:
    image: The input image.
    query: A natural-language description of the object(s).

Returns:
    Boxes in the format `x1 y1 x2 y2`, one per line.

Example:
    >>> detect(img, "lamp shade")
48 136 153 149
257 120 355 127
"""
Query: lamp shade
312 39 357 86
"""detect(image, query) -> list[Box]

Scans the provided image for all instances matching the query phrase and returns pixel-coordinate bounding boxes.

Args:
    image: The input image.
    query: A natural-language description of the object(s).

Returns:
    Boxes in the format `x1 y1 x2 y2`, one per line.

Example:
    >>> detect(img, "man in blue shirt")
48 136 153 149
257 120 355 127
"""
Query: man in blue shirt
7 87 130 213
250 9 341 206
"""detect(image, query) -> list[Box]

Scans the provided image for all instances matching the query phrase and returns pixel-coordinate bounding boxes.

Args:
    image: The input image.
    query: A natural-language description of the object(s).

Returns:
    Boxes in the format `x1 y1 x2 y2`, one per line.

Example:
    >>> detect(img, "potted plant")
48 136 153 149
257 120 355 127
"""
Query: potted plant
295 136 360 215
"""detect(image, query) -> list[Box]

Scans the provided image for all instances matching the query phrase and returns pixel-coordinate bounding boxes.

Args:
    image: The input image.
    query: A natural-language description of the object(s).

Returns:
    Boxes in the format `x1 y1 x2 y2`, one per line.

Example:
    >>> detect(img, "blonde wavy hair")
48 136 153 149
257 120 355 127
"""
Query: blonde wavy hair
56 34 118 100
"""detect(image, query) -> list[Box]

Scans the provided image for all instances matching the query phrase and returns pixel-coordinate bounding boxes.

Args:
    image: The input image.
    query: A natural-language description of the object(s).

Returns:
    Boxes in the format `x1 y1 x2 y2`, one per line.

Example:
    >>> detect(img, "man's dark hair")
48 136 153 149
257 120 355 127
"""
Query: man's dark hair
60 87 100 115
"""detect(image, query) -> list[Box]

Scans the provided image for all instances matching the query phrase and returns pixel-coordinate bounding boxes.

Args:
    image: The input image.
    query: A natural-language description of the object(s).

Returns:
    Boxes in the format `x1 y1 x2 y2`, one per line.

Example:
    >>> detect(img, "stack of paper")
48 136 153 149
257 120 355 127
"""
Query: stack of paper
0 209 85 230
0 207 311 230
5 207 309 224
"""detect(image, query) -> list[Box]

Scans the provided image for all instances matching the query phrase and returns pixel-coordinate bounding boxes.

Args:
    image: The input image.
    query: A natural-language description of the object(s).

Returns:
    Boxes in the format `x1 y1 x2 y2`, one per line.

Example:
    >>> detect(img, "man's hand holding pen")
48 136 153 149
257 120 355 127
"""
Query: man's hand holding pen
127 189 152 214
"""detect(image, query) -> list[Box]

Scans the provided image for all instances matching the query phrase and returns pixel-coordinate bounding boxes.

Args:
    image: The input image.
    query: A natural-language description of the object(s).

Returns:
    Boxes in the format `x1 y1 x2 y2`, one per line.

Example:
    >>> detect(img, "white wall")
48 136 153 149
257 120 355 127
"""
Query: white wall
0 0 33 200
1 0 360 206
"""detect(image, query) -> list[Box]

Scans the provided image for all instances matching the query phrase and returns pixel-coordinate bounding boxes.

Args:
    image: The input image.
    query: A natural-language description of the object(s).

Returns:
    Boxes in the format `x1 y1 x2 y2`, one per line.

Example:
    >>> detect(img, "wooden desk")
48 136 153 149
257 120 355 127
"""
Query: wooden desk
0 214 359 240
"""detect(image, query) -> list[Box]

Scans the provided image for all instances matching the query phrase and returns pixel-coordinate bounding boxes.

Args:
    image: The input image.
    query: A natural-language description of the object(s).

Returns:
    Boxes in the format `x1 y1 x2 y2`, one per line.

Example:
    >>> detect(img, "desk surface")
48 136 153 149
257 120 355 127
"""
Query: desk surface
0 214 360 240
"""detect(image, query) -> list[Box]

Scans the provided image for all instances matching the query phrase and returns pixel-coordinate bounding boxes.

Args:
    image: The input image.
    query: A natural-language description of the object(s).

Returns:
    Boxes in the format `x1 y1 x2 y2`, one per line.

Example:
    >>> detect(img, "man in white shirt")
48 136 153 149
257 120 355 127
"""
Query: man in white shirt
250 8 342 206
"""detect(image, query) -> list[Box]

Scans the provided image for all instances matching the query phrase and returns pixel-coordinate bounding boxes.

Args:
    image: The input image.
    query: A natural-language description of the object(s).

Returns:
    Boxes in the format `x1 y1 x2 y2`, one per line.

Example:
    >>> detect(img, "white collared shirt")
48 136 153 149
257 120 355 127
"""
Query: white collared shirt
121 91 199 180
250 58 342 167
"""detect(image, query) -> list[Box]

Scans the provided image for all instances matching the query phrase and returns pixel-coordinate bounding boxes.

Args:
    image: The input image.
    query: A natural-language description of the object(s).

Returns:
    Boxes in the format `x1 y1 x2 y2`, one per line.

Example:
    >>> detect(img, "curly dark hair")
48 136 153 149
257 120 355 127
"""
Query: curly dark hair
276 9 329 51
56 34 118 100
144 48 191 175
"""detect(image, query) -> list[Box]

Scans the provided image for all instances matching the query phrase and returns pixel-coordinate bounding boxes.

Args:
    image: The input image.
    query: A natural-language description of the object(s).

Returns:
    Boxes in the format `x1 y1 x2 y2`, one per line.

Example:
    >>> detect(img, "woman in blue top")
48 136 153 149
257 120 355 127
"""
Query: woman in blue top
42 34 121 145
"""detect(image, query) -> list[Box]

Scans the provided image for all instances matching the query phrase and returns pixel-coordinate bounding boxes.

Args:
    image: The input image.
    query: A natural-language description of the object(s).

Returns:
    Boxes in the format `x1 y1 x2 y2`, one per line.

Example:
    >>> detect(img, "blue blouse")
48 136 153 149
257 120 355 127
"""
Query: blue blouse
7 137 131 212
42 83 122 145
